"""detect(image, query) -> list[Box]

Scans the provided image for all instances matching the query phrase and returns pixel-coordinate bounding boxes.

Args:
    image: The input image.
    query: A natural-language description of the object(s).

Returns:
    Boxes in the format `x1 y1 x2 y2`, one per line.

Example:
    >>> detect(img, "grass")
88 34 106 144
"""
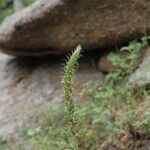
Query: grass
0 37 150 149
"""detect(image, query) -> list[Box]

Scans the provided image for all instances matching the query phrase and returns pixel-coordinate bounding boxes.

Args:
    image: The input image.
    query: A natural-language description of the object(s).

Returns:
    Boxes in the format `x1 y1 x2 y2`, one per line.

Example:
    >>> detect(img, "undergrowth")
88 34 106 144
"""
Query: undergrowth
7 37 150 150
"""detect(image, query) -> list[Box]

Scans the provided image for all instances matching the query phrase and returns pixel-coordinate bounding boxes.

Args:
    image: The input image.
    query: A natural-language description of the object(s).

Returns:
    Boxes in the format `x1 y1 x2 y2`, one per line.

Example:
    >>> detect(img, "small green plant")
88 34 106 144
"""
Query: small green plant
62 45 82 150
107 36 150 83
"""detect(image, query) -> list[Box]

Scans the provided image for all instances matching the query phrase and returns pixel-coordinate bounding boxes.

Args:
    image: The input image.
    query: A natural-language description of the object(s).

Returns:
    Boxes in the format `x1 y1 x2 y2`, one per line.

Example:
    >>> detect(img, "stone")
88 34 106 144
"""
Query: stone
0 51 105 142
0 0 150 56
128 48 150 89
98 51 130 73
98 55 115 73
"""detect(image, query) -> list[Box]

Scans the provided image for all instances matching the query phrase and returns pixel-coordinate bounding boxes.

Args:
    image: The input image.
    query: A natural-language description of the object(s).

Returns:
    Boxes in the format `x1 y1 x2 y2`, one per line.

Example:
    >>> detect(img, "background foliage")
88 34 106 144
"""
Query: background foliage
0 0 35 22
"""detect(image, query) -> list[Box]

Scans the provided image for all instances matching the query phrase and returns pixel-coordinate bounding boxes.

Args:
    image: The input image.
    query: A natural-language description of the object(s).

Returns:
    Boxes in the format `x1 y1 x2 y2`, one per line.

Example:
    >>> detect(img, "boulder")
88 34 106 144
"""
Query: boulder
0 0 150 56
0 51 104 141
129 48 150 89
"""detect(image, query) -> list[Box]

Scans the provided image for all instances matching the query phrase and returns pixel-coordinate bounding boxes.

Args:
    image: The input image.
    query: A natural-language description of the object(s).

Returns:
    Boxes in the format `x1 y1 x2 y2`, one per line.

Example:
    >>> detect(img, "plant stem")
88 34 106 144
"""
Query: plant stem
62 45 81 150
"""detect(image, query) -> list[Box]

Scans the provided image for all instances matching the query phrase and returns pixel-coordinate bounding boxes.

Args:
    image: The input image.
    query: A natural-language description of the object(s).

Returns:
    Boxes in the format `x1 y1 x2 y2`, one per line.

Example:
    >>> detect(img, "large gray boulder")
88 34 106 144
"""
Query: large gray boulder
0 51 104 142
129 48 150 89
0 0 150 56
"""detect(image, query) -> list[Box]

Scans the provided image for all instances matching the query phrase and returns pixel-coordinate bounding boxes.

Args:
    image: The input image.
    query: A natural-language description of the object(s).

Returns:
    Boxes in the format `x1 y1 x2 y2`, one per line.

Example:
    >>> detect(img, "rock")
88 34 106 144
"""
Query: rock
0 0 150 56
0 51 104 142
98 51 131 73
98 55 115 73
128 48 150 89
